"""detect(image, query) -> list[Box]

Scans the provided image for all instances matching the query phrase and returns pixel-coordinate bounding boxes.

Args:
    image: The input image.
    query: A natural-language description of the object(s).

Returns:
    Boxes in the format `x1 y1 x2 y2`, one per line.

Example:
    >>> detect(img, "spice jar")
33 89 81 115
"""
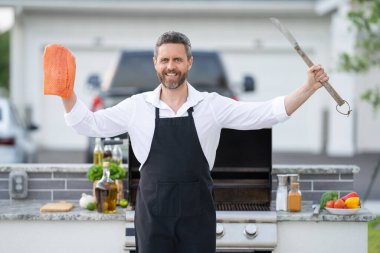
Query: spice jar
288 182 302 212
276 174 288 211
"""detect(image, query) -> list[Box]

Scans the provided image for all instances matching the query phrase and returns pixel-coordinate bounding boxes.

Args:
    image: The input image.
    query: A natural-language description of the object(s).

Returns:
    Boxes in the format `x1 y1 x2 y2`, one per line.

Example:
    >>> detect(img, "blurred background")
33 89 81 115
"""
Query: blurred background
0 1 379 204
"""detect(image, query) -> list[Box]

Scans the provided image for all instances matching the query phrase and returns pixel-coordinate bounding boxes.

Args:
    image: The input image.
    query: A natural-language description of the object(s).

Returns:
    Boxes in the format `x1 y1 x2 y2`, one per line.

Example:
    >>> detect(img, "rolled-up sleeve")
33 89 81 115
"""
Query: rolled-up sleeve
272 96 291 122
209 94 290 130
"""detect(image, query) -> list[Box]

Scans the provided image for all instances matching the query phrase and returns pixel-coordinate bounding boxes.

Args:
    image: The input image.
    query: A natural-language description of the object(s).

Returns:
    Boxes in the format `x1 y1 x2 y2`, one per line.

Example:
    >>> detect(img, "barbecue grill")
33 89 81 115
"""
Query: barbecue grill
125 128 277 252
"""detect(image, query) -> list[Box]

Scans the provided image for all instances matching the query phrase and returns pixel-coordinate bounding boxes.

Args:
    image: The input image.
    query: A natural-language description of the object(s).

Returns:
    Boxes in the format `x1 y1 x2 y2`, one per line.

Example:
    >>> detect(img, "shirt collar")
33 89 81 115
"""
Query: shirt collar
145 83 205 110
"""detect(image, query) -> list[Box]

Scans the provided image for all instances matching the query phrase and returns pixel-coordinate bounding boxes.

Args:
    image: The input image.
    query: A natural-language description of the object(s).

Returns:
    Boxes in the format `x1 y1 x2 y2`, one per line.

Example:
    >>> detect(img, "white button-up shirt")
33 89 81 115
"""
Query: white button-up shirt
65 84 290 170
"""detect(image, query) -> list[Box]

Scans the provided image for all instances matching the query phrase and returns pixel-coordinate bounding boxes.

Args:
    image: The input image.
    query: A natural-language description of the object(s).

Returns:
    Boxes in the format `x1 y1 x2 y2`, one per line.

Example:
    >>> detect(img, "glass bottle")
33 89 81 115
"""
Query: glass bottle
93 138 103 166
103 137 113 161
112 137 123 165
276 174 288 211
95 162 118 213
288 174 299 189
288 182 302 212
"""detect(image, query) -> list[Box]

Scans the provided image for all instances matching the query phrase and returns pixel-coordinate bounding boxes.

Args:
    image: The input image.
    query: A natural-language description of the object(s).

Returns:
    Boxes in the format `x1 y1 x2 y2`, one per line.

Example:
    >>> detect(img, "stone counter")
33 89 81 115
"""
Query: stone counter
272 164 359 174
276 202 375 222
0 200 375 222
0 200 127 221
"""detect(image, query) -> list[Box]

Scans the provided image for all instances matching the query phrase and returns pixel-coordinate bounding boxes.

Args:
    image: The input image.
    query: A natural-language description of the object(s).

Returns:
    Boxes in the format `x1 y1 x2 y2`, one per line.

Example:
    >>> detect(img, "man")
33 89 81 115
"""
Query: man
45 31 328 253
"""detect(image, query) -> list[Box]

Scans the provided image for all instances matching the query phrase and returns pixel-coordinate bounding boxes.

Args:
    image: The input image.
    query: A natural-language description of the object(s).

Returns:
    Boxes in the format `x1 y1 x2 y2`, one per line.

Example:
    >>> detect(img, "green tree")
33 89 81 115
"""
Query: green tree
0 30 10 93
339 0 380 112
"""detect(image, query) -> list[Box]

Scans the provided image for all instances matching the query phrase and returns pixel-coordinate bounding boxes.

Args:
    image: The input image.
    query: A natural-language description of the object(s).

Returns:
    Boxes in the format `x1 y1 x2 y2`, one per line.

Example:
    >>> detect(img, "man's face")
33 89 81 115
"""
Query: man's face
153 43 193 89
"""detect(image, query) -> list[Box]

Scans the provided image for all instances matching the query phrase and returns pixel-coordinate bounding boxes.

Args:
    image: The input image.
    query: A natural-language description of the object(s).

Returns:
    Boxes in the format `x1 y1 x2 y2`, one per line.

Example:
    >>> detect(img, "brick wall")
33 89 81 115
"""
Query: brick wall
0 165 357 204
272 173 354 204
0 171 128 201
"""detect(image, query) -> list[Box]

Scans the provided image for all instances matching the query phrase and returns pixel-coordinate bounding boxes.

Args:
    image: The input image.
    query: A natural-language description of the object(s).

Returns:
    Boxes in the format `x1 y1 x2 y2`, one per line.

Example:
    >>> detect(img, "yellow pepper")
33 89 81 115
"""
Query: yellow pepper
344 197 360 209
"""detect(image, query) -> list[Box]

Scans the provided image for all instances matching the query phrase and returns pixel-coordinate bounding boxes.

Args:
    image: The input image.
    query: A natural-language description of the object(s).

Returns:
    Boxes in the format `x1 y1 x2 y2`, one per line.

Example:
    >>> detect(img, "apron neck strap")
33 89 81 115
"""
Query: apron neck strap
155 107 194 119
155 107 160 119
187 107 194 116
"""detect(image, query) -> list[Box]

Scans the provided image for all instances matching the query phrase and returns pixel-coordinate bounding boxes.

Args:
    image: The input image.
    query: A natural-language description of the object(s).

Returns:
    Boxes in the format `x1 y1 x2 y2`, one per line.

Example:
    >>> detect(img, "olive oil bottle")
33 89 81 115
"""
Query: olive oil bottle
95 162 118 213
103 137 113 161
93 138 103 166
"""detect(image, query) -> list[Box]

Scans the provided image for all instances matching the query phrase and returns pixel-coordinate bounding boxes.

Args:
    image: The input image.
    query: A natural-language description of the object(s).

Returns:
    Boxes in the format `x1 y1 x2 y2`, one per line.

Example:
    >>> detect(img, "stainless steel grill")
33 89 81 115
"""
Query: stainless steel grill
125 129 277 253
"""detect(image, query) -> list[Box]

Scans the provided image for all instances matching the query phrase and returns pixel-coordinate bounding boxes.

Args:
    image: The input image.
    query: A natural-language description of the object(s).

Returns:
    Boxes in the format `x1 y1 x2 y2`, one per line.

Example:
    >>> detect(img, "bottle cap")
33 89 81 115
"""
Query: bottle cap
290 182 299 189
277 174 288 186
289 174 299 183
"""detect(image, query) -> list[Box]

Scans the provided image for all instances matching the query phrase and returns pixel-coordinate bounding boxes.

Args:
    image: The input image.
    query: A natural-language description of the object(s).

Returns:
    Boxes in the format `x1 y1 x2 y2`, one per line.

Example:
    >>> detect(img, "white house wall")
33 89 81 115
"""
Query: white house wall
9 8 358 154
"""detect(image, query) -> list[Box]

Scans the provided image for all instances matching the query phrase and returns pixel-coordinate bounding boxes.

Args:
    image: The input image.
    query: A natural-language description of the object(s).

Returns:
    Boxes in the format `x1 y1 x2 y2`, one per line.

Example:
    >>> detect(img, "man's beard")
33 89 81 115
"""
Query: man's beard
157 70 188 89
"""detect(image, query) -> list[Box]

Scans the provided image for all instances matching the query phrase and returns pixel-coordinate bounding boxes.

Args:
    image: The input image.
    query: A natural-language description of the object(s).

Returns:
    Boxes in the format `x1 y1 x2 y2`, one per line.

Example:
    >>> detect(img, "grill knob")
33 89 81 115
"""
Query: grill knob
216 223 224 238
244 224 258 239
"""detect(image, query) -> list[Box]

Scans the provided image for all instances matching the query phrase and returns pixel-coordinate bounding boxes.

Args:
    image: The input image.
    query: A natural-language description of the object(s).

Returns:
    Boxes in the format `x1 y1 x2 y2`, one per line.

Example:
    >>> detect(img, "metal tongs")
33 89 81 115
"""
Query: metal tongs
270 18 352 116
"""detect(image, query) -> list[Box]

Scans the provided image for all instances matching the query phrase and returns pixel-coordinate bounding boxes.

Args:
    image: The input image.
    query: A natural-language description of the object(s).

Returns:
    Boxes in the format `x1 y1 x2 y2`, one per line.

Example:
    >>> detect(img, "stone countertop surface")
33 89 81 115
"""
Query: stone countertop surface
272 164 360 174
277 202 376 222
0 200 127 221
0 200 375 222
0 163 360 174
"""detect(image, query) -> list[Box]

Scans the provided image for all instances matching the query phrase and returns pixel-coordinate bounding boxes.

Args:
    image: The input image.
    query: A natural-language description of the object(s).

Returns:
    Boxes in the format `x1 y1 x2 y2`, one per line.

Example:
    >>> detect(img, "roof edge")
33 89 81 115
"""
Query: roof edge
0 1 317 15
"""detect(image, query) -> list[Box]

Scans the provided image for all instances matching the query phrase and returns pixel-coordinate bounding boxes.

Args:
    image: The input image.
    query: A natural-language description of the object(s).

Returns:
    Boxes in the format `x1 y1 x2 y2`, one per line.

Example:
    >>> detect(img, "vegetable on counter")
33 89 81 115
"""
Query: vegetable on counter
87 165 103 182
79 193 95 209
320 191 362 210
345 197 361 209
119 198 129 208
87 162 127 182
86 202 96 211
333 199 345 209
319 191 339 209
341 192 359 202
326 200 335 208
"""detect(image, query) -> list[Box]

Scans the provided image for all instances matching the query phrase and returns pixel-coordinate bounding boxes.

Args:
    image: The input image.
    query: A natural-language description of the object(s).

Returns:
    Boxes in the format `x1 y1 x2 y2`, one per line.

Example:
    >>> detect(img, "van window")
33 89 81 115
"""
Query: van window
111 52 157 89
188 53 227 89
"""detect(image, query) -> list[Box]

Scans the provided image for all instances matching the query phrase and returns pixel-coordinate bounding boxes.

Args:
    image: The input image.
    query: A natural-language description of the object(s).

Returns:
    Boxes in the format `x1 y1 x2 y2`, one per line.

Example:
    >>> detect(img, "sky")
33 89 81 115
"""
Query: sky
0 7 14 32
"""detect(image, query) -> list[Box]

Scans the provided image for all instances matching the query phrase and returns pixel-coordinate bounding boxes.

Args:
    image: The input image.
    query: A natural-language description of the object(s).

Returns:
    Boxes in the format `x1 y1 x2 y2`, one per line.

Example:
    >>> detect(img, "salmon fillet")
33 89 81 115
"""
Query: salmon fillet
43 44 76 99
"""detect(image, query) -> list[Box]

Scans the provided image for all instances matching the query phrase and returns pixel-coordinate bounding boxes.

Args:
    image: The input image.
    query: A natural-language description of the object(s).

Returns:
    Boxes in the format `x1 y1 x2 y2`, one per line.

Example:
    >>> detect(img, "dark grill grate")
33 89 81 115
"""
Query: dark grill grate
215 202 270 211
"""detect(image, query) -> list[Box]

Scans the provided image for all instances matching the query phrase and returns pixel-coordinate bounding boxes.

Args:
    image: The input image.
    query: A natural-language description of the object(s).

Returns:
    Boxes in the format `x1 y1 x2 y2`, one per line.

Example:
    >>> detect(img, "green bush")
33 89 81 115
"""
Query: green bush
369 216 380 253
0 31 10 92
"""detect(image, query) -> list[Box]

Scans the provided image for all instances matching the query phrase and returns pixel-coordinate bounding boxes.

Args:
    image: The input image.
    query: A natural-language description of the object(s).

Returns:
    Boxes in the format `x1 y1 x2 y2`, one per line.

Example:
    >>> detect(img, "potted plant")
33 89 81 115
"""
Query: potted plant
87 161 127 204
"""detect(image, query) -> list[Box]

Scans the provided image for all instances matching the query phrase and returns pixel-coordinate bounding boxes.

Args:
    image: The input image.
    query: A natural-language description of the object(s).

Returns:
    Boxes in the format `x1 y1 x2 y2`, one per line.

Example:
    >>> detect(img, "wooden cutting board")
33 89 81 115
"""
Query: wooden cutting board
40 201 75 212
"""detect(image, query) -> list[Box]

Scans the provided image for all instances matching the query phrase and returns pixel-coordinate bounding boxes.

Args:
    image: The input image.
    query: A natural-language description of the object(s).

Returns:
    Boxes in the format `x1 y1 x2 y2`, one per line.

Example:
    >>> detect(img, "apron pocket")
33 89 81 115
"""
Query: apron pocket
180 181 201 216
157 182 180 217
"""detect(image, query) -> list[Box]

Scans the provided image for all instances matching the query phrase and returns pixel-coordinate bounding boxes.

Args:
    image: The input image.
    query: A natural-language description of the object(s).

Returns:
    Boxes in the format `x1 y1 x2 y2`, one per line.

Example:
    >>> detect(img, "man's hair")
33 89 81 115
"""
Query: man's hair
154 31 192 59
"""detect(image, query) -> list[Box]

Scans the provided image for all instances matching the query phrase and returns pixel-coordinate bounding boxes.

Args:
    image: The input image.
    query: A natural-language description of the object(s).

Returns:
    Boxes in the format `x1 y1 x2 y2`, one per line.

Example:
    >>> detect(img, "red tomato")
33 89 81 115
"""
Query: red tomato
334 199 346 209
326 200 335 208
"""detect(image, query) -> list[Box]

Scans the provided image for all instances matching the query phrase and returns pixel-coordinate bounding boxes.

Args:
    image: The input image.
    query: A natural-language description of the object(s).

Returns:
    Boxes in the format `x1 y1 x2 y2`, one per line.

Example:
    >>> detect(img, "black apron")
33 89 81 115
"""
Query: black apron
135 107 216 253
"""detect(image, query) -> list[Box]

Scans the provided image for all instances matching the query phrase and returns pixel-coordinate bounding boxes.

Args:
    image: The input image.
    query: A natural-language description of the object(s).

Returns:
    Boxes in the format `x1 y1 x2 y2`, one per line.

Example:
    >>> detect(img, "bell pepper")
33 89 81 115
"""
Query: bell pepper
344 197 360 209
341 192 358 202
